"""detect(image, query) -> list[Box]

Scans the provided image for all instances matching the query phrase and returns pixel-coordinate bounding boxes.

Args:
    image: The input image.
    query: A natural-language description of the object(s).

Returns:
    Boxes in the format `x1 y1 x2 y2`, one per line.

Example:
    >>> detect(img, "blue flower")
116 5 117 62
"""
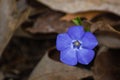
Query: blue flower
56 26 98 66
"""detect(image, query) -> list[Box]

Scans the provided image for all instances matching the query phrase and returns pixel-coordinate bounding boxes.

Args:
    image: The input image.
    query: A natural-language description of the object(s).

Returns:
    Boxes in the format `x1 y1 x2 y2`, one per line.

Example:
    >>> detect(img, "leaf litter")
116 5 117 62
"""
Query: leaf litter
0 0 120 80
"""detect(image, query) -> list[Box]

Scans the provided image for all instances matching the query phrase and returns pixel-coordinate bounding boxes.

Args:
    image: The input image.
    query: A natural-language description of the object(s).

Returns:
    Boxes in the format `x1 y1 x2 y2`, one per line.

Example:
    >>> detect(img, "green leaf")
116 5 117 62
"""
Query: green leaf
72 17 91 32
85 27 90 32
72 17 82 25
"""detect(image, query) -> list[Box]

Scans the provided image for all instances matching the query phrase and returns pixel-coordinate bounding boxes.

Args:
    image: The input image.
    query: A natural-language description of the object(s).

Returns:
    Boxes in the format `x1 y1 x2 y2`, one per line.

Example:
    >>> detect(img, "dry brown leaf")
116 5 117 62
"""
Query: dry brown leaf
38 0 120 15
0 0 31 57
93 49 120 80
29 48 92 80
95 31 120 48
25 10 74 34
61 11 105 21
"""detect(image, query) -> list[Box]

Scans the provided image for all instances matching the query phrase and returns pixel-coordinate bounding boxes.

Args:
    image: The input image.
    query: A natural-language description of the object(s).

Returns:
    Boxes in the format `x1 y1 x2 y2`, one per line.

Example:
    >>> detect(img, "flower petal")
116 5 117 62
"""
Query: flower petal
56 33 72 51
77 48 95 65
60 48 77 66
67 26 85 40
81 32 98 49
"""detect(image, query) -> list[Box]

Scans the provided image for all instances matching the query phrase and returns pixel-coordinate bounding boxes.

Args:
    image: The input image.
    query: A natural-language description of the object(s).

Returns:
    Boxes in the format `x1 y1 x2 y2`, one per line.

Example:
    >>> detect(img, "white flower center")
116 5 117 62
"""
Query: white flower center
73 40 81 49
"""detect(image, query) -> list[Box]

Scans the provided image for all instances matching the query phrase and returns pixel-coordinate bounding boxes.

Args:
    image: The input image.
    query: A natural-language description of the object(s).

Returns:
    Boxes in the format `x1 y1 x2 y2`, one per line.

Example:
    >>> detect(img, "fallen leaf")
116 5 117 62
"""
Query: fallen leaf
91 12 120 26
93 49 120 80
95 31 120 48
0 0 31 57
37 0 120 15
26 10 74 33
61 11 105 21
29 48 92 80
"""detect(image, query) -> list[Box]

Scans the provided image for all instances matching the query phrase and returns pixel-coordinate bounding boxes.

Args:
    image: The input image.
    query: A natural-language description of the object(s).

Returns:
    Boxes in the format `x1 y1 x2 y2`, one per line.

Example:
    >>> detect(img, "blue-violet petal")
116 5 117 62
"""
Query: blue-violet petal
77 48 94 65
56 33 72 51
81 32 98 49
60 48 77 66
67 26 85 40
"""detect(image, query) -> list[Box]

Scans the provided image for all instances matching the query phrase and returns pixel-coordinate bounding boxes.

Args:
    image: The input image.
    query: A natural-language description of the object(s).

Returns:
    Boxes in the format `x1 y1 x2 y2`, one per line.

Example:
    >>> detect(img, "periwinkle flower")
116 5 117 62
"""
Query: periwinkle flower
56 26 98 66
